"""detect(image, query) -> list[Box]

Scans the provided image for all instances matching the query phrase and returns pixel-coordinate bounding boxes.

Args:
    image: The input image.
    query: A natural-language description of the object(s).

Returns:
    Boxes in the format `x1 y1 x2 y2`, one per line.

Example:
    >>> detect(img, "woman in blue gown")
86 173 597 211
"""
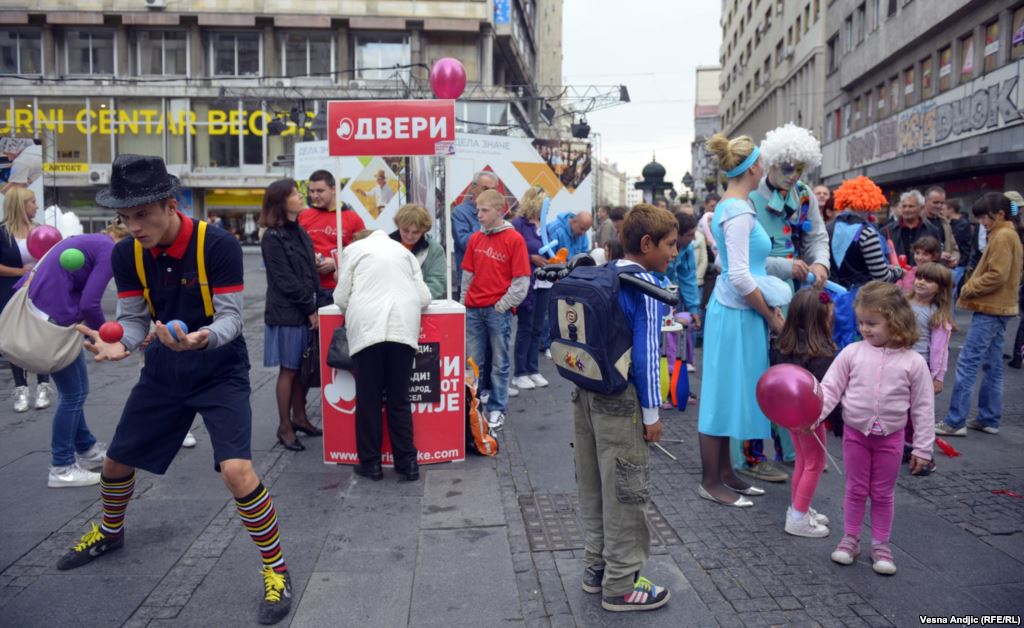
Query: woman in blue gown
698 133 790 507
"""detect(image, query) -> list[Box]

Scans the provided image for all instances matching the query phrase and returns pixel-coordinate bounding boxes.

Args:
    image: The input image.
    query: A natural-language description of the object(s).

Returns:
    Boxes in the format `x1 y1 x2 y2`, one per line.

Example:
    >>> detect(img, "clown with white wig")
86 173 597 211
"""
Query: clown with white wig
749 123 830 290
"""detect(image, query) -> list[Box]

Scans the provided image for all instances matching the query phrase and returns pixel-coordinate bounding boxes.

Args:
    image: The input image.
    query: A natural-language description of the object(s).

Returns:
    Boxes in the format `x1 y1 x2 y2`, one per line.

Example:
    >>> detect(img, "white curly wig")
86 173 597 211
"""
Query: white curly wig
759 123 822 169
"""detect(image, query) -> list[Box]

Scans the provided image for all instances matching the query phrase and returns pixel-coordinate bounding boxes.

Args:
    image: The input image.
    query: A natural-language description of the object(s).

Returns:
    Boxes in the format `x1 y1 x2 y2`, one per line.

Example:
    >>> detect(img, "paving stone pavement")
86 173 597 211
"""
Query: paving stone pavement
1 253 1022 627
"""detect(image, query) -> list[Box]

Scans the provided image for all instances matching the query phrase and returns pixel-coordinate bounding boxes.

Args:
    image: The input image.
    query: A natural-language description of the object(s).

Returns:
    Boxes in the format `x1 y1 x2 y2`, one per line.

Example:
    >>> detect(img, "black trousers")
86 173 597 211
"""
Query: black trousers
352 342 417 469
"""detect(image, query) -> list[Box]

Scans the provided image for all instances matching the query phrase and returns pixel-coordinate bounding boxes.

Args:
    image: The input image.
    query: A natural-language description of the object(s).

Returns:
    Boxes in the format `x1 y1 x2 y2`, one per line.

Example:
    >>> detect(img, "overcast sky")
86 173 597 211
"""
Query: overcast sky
562 0 722 188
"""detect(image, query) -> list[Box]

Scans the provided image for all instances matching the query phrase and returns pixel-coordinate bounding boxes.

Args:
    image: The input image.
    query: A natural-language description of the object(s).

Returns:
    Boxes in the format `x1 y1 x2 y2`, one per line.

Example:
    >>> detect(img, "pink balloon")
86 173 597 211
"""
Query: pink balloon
755 364 824 430
27 225 63 260
429 57 467 100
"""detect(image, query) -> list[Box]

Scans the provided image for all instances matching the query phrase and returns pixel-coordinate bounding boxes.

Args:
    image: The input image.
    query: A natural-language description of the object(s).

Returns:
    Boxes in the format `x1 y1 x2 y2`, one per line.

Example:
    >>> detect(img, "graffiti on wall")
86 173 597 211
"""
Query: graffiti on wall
823 60 1024 176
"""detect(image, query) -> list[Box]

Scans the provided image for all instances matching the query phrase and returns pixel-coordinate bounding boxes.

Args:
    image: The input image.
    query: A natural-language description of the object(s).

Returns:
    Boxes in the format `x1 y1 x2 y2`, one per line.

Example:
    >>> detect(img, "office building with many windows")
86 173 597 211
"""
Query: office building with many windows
0 0 563 234
719 0 827 176
820 0 1024 201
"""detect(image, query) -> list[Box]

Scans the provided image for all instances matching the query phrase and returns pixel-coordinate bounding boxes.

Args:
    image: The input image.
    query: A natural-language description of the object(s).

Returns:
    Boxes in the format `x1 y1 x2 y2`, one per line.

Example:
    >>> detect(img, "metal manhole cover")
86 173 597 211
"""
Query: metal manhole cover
519 493 682 552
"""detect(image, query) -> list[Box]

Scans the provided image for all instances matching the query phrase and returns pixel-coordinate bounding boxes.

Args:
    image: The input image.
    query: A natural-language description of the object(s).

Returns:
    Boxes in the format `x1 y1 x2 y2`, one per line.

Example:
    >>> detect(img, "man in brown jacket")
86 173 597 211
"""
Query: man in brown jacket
937 192 1023 437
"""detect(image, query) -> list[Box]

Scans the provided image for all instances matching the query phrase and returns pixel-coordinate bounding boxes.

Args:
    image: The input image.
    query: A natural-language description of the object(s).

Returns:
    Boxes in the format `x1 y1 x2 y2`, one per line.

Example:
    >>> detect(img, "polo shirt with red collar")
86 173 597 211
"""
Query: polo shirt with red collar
112 211 244 333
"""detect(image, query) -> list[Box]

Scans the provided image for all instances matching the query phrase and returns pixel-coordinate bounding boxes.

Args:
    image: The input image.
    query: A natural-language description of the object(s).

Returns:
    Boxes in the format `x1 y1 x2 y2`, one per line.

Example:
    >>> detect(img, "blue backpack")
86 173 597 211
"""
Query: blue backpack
548 264 640 395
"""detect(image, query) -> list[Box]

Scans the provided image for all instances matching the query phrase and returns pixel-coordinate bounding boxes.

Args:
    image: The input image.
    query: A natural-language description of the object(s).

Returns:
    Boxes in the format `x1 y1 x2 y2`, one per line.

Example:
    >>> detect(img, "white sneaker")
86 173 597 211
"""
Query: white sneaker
808 507 830 526
76 442 107 470
508 386 519 397
529 373 549 387
48 463 101 488
512 375 536 390
545 349 552 360
479 390 491 405
487 411 506 431
784 508 830 538
686 363 696 373
34 382 53 410
13 386 29 413
182 431 197 448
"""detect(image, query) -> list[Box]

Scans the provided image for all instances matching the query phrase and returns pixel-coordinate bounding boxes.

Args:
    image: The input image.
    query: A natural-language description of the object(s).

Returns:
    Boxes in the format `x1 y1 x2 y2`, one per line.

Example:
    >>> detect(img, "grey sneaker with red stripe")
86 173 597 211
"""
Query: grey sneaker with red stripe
601 575 670 612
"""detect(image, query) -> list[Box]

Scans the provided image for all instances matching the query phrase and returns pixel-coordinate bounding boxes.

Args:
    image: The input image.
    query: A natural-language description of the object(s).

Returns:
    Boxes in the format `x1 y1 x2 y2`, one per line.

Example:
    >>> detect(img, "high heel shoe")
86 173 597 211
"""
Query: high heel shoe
697 485 753 507
726 483 765 496
277 433 305 451
290 422 323 437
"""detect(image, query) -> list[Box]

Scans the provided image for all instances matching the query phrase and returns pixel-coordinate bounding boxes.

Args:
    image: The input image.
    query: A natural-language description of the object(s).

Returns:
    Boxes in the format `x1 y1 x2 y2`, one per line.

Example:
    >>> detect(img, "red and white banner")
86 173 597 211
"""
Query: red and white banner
327 100 456 157
319 302 466 466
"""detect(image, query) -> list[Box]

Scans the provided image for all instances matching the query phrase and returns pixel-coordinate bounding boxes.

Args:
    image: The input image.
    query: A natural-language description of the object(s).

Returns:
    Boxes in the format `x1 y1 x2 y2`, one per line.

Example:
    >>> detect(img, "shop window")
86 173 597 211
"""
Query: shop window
938 46 952 91
920 56 933 99
114 99 164 158
65 31 115 76
31 100 88 162
354 33 410 81
983 22 999 74
130 31 187 76
90 100 113 164
192 100 240 168
0 30 42 75
865 90 874 123
281 32 333 78
876 83 886 117
959 33 975 83
1013 7 1024 61
889 76 899 112
903 66 915 107
208 32 260 77
167 99 188 166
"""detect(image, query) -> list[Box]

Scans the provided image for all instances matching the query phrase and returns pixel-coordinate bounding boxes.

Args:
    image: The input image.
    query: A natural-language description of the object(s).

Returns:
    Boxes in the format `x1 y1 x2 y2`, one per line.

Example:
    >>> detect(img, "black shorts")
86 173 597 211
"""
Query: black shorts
107 342 252 474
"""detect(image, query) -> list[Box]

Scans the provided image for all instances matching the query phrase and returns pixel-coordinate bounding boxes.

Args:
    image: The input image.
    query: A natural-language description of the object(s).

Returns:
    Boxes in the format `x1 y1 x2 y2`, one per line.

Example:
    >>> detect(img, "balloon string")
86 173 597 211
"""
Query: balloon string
814 431 844 477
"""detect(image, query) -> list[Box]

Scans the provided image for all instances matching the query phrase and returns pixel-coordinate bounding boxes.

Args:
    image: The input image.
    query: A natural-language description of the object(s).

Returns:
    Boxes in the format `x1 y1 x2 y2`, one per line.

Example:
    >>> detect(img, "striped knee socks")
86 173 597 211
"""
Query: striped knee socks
235 483 287 573
99 472 135 538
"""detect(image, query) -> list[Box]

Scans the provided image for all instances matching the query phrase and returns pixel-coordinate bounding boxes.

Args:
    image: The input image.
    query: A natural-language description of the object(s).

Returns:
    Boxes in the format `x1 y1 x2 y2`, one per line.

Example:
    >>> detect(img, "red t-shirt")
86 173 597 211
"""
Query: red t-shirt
462 227 531 308
297 207 366 289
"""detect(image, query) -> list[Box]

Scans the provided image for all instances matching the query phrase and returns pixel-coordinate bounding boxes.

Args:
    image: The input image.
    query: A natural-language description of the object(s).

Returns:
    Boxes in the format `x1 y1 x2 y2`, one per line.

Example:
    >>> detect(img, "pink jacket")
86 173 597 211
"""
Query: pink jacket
818 341 935 461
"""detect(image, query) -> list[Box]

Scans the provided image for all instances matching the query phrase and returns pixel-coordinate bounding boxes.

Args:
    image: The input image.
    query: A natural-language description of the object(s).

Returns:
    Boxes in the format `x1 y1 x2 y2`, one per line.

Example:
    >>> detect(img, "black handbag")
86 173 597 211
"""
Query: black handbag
300 331 321 388
325 326 354 370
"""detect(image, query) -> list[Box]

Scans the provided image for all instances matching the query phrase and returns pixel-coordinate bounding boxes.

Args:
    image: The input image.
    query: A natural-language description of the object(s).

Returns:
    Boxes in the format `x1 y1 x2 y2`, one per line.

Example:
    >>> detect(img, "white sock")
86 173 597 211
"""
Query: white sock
790 508 806 523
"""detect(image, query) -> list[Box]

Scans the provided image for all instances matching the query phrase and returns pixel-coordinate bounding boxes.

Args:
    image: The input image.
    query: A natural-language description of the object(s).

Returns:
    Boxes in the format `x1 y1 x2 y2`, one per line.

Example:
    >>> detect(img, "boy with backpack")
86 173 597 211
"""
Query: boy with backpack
461 189 531 431
550 203 677 612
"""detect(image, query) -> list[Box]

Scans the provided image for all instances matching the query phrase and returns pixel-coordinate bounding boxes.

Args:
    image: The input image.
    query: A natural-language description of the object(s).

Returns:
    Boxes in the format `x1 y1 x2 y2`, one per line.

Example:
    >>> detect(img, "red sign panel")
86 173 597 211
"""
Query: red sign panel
319 305 466 466
327 99 456 157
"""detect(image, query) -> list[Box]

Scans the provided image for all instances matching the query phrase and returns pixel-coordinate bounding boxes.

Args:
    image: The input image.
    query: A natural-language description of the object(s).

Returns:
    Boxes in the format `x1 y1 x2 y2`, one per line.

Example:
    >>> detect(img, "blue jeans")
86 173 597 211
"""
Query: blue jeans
944 313 1012 429
467 306 513 414
49 351 97 467
514 288 550 377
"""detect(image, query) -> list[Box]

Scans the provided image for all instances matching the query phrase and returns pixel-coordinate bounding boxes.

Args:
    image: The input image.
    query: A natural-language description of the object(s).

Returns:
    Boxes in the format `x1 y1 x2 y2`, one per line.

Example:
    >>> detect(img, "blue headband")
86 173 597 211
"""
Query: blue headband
725 146 760 178
1011 201 1020 217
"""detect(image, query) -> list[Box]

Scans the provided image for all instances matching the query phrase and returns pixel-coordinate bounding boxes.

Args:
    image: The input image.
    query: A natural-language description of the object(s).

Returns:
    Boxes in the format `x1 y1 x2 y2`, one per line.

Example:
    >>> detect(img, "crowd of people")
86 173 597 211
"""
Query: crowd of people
2 139 1022 620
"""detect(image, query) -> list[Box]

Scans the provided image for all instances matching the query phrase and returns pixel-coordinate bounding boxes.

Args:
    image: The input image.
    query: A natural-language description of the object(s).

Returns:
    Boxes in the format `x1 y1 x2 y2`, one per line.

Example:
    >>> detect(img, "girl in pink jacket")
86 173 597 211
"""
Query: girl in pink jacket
817 281 935 576
904 262 954 475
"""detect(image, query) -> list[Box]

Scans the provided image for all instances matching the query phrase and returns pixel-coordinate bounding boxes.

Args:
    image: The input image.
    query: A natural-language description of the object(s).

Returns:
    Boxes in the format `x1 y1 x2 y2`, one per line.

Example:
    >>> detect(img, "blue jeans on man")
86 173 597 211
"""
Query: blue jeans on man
943 313 1012 429
467 306 513 414
49 351 97 467
514 288 550 377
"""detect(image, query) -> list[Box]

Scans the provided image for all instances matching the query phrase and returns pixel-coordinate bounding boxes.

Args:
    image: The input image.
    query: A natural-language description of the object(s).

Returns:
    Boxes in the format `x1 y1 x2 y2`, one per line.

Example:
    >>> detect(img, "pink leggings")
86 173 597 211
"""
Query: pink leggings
789 424 826 513
842 428 903 543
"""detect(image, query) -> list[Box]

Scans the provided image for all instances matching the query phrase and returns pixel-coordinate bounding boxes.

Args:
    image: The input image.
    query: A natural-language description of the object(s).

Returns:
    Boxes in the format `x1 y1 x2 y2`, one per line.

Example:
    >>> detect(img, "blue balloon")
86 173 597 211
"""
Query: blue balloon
167 319 189 340
800 220 813 233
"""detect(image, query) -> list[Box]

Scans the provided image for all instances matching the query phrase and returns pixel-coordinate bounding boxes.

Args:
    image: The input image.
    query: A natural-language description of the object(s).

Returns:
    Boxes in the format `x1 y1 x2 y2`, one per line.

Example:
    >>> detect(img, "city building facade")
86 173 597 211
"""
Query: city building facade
691 65 721 202
820 0 1023 203
719 0 827 176
593 157 627 207
0 0 563 234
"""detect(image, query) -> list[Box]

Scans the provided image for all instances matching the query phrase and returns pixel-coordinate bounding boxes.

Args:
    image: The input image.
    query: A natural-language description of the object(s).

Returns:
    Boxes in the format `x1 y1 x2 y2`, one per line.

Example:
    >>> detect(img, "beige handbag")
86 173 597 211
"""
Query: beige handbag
0 253 83 374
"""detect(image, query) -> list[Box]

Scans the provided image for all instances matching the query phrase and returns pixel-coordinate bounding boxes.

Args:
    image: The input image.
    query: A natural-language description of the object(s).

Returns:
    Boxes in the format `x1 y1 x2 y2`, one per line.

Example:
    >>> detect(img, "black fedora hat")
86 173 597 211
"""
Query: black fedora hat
96 154 180 209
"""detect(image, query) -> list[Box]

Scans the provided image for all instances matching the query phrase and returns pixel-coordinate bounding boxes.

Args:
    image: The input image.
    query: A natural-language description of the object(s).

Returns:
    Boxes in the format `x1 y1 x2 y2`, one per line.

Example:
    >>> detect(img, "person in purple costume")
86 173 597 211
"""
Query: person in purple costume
15 222 130 488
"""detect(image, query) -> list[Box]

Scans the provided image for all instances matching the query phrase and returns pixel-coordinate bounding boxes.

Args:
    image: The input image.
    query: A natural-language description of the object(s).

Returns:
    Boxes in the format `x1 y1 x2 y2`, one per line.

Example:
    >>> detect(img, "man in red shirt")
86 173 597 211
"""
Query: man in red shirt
297 169 366 289
461 189 531 431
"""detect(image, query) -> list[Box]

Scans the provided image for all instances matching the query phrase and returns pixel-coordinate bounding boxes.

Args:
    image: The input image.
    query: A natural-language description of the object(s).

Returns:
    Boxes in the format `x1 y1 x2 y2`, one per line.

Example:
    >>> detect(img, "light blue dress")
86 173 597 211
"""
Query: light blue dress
698 198 773 440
